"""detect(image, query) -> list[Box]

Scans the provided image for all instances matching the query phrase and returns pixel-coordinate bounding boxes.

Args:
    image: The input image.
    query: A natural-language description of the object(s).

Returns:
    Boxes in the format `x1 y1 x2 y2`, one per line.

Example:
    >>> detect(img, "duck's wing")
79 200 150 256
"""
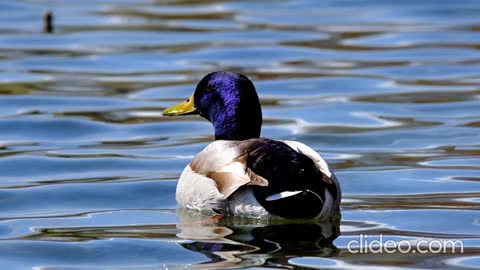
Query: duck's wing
282 141 332 178
282 140 342 212
190 140 269 197
238 139 340 219
176 140 269 211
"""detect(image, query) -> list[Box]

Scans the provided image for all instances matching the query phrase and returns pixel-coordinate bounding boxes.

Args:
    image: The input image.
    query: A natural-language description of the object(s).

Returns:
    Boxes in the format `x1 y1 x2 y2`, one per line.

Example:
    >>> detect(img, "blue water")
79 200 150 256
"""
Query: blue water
0 0 479 269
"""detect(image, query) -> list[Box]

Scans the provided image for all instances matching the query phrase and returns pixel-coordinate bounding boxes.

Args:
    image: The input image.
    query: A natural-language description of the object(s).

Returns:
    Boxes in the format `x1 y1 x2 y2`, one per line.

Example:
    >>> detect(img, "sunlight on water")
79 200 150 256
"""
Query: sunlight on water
0 0 479 269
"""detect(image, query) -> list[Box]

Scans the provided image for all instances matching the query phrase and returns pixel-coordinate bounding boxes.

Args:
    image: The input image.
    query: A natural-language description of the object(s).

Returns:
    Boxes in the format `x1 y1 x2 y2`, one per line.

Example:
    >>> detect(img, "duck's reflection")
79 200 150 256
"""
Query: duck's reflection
177 209 340 268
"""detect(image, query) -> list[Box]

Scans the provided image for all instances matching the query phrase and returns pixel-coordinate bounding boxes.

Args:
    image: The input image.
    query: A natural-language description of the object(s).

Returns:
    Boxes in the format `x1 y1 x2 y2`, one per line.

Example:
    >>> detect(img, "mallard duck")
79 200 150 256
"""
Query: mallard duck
162 71 341 219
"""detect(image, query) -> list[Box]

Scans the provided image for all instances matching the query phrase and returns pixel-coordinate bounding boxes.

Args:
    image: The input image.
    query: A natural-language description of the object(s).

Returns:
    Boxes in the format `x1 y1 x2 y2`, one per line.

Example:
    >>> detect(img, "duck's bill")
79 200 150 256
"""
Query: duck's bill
162 95 197 116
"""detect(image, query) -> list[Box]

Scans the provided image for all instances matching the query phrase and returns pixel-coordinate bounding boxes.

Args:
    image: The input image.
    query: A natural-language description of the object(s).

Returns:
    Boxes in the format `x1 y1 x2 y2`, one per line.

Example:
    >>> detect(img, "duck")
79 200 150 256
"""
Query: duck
162 71 341 219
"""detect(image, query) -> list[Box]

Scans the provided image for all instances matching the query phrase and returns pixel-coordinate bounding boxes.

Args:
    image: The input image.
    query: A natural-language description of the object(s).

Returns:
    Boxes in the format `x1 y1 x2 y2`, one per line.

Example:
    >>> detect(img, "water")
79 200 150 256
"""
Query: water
0 0 479 269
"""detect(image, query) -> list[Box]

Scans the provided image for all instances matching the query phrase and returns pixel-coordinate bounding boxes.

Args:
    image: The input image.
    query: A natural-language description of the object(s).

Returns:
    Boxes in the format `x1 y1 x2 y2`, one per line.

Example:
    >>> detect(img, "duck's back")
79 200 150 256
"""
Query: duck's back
176 138 341 219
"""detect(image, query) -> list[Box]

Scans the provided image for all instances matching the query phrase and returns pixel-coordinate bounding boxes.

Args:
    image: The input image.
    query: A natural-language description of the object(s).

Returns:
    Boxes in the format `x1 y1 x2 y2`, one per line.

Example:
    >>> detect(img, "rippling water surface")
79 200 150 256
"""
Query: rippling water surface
1 0 480 269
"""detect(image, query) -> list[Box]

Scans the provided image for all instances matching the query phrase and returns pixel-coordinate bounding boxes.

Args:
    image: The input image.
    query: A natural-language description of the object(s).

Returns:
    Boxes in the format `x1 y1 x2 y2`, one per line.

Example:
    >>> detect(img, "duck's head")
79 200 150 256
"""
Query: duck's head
162 71 262 141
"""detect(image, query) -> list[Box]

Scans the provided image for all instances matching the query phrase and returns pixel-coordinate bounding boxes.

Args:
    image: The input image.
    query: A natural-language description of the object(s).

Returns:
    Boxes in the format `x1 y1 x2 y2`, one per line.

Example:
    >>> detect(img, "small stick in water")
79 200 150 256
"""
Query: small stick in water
43 10 53 33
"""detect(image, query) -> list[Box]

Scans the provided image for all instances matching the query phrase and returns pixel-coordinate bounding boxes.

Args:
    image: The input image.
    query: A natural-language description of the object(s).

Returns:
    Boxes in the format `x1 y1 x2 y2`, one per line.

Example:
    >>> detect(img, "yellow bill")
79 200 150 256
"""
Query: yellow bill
162 94 197 116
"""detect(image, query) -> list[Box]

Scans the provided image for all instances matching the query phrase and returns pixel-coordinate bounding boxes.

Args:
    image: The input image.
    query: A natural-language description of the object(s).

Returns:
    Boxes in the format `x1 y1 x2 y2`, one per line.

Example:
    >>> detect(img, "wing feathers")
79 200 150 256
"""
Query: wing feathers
282 140 333 182
207 172 249 198
245 167 268 187
265 190 303 201
189 140 269 199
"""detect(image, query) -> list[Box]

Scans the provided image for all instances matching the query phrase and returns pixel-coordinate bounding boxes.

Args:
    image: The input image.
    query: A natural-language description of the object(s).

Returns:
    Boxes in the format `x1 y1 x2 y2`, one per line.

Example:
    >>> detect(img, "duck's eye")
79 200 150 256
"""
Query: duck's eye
205 86 213 92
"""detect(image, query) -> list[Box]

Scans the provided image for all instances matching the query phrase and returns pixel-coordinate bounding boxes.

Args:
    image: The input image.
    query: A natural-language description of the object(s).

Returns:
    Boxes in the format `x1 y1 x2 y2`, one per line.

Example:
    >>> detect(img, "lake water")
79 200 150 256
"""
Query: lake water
0 0 479 269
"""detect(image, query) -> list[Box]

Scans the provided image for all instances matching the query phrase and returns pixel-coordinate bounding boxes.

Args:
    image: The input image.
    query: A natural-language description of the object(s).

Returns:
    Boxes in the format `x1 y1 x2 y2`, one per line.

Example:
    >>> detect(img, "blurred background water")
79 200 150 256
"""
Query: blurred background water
0 0 479 269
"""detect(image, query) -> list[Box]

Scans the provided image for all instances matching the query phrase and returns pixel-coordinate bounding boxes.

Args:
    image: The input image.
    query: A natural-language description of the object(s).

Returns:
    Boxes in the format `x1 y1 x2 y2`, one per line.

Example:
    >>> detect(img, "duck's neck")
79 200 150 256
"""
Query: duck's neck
212 105 262 141
214 121 261 140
